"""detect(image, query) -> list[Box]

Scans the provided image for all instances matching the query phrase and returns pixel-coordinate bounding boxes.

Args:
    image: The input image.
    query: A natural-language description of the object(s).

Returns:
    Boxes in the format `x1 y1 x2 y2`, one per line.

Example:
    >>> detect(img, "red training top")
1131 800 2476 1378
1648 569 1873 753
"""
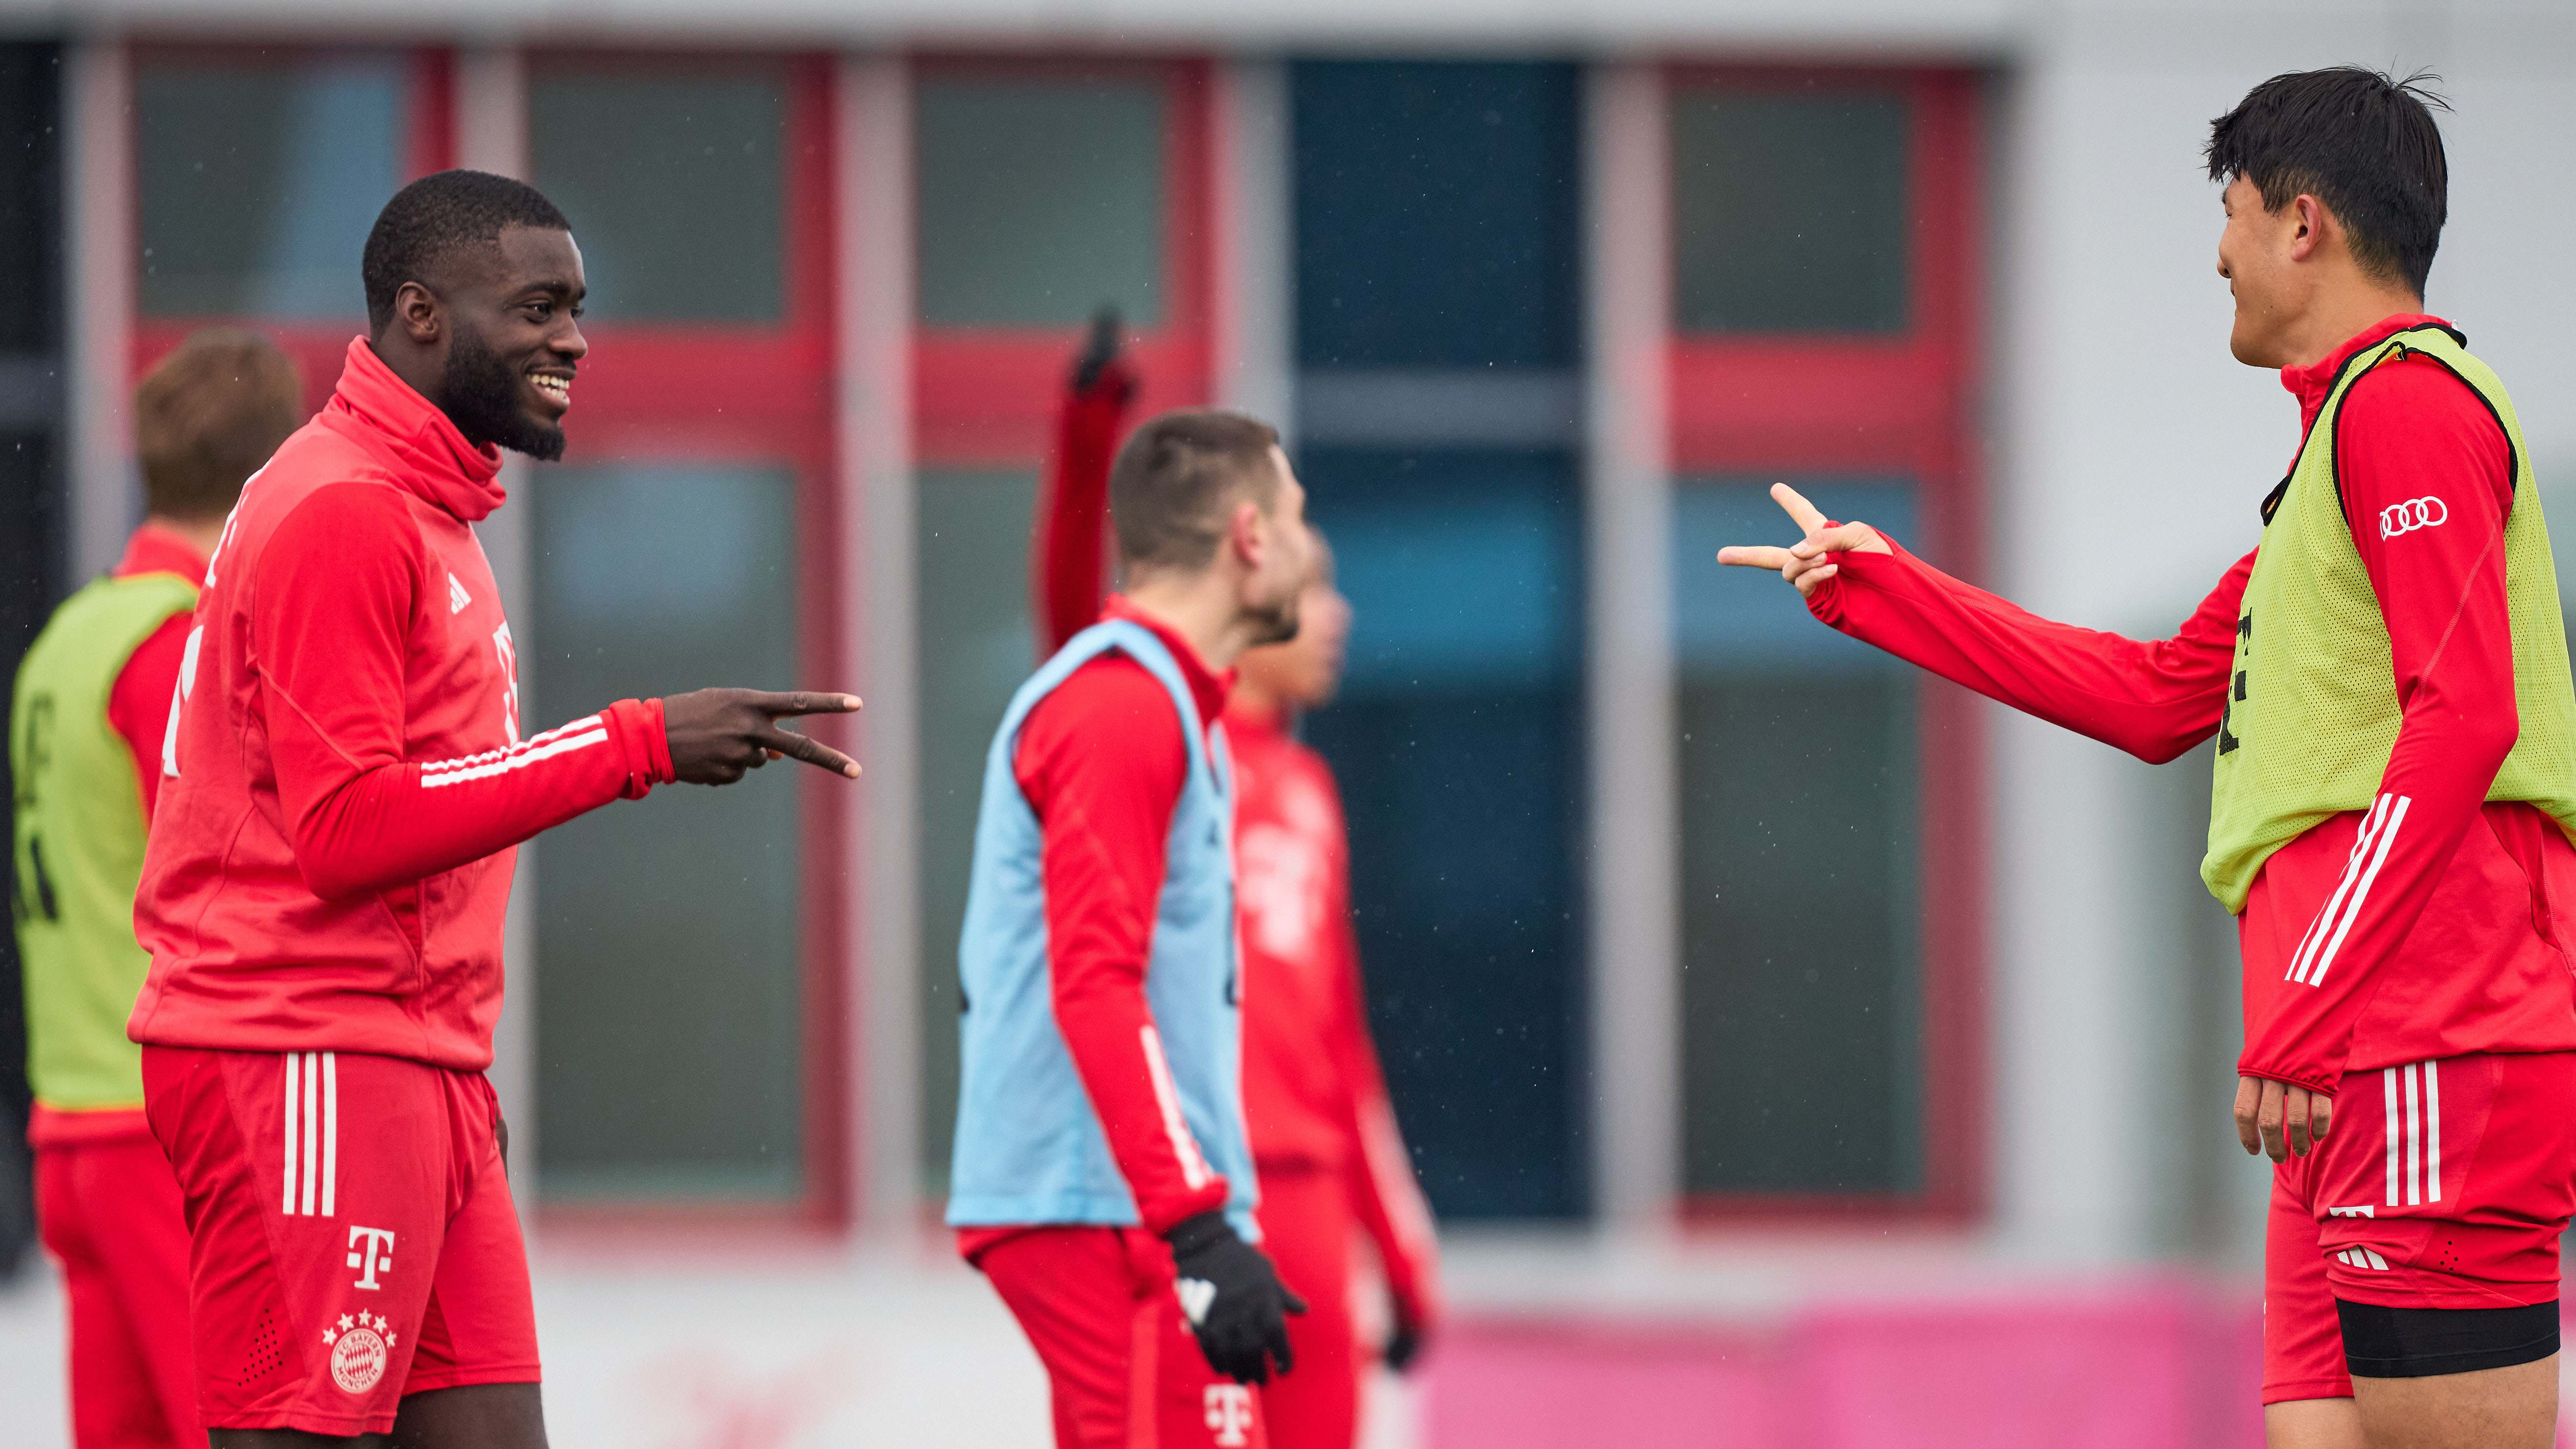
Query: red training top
1230 702 1443 1329
129 336 675 1071
1804 314 2576 1093
959 596 1237 1257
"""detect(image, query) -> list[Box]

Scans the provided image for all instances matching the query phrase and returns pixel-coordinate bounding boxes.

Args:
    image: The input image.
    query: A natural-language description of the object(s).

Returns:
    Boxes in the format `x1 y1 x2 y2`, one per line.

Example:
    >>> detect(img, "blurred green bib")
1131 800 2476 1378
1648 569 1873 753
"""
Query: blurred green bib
11 569 197 1112
2203 325 2576 913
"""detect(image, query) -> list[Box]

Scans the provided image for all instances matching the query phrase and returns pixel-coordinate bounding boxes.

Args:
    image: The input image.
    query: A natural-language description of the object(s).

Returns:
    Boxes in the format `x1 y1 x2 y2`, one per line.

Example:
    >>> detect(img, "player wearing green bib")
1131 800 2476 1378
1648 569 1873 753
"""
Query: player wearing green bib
1723 69 2576 1449
12 332 302 1449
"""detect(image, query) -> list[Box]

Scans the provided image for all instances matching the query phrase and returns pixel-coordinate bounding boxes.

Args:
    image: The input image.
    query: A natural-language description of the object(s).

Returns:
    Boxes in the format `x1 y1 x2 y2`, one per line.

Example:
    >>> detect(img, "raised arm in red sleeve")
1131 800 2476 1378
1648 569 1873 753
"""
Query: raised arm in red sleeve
1804 538 2247 764
1031 345 1135 657
257 483 673 903
1014 647 1231 1232
2237 358 2519 1092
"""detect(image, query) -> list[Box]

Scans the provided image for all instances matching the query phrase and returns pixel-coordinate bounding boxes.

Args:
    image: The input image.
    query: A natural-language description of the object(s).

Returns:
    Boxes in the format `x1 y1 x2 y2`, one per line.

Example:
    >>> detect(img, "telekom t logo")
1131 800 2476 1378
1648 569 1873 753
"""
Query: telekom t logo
347 1227 397 1291
1203 1384 1254 1447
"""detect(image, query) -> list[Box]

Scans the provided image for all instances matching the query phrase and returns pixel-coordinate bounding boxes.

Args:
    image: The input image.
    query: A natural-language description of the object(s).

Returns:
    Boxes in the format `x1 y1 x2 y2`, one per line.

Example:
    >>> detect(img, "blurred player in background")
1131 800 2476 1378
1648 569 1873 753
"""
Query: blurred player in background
1228 539 1444 1449
1725 69 2576 1449
1031 324 1444 1449
11 330 302 1449
955 407 1312 1449
127 170 861 1448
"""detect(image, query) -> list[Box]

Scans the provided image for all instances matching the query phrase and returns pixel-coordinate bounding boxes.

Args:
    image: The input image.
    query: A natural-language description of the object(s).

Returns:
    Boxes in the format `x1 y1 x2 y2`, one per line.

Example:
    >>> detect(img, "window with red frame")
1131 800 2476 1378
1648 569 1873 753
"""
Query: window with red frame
515 53 845 1221
131 46 452 410
1663 69 1983 1215
909 58 1213 1191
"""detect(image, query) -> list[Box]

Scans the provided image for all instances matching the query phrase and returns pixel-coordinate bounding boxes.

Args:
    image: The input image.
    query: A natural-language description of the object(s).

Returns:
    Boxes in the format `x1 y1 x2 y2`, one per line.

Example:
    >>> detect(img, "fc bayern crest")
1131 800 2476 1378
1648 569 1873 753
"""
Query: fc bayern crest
323 1311 398 1394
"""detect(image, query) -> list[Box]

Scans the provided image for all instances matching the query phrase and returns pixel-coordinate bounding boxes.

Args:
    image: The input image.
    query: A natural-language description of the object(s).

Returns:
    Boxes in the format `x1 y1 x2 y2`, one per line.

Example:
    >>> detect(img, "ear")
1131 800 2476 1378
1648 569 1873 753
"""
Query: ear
392 280 443 346
2288 194 2328 263
1224 498 1266 568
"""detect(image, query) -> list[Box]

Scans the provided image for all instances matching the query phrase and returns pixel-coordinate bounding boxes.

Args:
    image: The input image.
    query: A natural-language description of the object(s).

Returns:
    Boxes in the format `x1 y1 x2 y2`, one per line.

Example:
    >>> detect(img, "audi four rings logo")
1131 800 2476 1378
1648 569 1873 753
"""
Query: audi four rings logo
2380 496 2448 539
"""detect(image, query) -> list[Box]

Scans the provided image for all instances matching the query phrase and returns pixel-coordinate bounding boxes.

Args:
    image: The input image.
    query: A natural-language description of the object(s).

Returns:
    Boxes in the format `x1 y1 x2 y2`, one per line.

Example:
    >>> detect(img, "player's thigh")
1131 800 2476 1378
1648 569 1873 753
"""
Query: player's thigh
1152 1286 1264 1449
83 1134 200 1439
980 1227 1146 1449
401 1077 538 1399
387 1381 547 1449
151 1048 454 1436
1254 1168 1358 1449
2349 1353 2557 1449
2265 1168 2352 1407
2264 1396 2362 1449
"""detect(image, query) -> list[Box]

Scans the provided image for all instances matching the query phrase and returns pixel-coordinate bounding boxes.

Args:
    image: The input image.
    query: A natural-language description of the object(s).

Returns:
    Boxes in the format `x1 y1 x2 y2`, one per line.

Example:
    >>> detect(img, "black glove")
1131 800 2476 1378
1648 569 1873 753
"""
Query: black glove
1071 306 1131 399
1165 1211 1306 1384
1382 1318 1423 1374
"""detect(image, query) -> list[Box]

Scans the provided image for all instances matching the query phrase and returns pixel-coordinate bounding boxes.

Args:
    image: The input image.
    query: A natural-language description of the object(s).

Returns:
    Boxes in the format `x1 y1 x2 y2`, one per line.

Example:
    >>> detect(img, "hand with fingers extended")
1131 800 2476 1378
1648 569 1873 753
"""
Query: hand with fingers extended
1165 1211 1306 1384
660 689 864 785
2235 1075 2333 1162
1715 482 1893 597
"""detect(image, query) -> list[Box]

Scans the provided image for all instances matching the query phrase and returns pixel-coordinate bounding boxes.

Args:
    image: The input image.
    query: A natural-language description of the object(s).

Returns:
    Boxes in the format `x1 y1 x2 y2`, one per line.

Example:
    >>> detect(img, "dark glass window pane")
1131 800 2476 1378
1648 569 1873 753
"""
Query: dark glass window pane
530 465 802 1200
913 468 1040 1189
1301 447 1587 1219
1671 91 1909 334
1672 479 1923 1194
1292 62 1580 370
135 58 405 319
528 72 785 324
915 79 1165 329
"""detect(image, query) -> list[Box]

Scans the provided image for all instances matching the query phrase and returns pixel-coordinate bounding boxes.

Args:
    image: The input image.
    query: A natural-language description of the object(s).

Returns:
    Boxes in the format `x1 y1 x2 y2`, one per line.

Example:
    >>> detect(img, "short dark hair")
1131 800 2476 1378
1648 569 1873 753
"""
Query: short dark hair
362 170 571 331
2205 67 2451 297
1109 410 1283 575
134 329 304 521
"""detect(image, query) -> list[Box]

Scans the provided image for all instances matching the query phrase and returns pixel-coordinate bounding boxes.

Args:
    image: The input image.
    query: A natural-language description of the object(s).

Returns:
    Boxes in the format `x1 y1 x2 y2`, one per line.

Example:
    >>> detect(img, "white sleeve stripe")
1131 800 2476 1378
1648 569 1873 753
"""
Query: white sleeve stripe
2289 795 2391 983
418 727 611 788
419 714 606 776
2305 794 2408 989
1139 1024 1215 1192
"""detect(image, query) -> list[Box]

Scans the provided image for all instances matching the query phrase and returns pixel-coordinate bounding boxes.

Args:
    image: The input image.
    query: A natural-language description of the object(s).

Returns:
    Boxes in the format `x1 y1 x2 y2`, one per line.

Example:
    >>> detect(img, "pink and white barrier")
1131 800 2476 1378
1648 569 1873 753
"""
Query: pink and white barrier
1422 1283 2271 1449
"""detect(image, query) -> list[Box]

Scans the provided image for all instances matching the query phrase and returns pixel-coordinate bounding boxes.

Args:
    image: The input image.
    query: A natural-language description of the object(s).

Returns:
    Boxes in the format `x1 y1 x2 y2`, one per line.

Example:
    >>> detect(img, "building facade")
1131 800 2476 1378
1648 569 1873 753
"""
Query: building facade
7 0 2576 1315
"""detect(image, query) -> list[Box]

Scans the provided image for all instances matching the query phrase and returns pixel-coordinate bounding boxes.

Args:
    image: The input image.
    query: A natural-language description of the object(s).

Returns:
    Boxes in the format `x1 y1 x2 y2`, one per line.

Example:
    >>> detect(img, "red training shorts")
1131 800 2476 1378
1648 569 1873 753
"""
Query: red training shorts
36 1120 198 1449
971 1224 1270 1449
2261 1049 2576 1404
1255 1165 1359 1449
141 1046 540 1435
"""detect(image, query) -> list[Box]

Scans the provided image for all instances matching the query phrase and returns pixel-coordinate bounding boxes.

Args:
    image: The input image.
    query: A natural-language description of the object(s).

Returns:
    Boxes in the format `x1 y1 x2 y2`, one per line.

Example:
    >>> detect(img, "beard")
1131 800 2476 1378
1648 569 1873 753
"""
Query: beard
1244 590 1302 649
441 328 566 461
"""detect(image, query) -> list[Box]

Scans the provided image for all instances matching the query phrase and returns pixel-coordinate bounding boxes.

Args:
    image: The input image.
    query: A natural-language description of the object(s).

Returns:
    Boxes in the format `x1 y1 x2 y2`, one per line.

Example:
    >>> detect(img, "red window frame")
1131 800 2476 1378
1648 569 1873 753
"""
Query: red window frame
1665 65 1987 1225
909 54 1216 469
518 50 849 1236
129 43 457 411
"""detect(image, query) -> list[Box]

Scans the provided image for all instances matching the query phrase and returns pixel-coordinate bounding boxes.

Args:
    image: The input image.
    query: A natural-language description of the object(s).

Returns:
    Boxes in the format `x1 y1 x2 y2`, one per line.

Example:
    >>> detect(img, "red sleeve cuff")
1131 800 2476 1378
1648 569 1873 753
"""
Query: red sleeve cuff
2235 1059 2340 1097
1140 1179 1232 1237
604 697 676 796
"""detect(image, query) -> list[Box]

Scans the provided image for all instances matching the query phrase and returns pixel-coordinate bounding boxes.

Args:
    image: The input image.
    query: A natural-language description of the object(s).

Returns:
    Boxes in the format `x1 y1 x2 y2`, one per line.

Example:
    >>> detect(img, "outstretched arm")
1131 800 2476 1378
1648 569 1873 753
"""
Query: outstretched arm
1719 484 2246 764
259 483 859 902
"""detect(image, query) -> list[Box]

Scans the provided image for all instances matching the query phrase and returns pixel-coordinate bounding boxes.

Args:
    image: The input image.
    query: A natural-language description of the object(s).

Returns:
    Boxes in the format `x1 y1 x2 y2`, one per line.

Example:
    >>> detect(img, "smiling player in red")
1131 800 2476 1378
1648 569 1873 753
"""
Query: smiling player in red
128 170 862 1448
1725 71 2576 1449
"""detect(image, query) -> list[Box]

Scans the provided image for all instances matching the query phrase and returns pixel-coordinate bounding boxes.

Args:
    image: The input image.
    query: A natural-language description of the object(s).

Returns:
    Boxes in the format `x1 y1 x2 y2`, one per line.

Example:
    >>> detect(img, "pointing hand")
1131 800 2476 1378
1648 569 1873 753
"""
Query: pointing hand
661 689 862 786
1715 482 1892 598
